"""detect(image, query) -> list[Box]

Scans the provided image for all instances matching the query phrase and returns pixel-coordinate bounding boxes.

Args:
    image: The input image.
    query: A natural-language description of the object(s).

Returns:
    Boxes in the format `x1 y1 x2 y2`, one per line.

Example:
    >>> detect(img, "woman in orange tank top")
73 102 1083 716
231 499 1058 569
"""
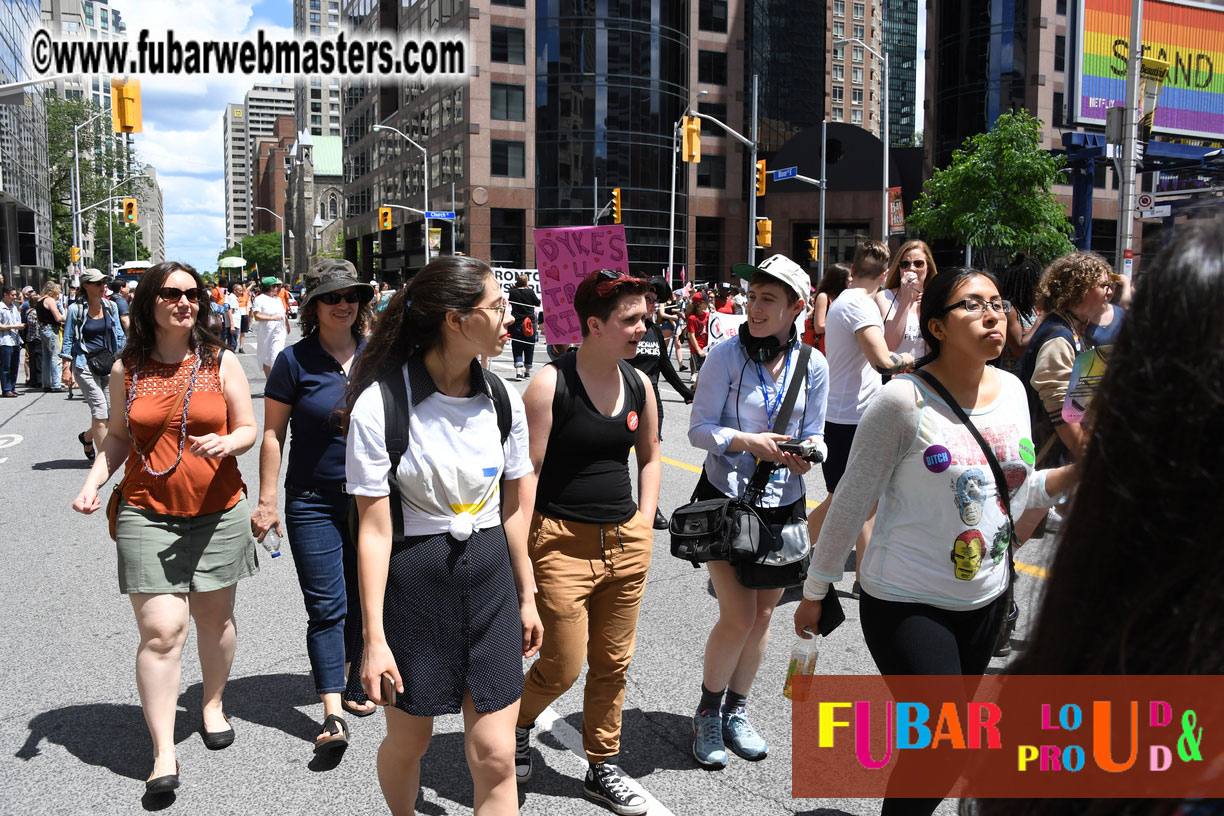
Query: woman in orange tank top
71 261 258 798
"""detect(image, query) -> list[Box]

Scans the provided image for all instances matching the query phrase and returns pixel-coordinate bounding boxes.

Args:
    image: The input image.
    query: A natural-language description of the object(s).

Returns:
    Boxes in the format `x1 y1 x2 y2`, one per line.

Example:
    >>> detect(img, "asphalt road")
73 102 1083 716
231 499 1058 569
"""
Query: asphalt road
0 335 1059 816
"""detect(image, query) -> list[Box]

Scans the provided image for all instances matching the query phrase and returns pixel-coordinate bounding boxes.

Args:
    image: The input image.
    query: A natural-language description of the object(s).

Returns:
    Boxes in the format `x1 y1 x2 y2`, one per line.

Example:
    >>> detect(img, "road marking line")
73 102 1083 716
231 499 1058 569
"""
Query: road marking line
536 705 677 816
660 454 1045 578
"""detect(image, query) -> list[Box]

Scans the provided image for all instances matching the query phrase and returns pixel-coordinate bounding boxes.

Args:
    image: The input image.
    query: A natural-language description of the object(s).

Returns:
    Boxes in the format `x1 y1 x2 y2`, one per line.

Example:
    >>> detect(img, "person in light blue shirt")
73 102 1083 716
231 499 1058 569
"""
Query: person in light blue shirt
686 254 828 770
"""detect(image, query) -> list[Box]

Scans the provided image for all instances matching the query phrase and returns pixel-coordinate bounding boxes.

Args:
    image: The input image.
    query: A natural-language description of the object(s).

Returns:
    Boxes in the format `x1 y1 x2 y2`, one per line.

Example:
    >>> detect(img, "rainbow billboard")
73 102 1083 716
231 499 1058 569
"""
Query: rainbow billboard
1074 0 1224 139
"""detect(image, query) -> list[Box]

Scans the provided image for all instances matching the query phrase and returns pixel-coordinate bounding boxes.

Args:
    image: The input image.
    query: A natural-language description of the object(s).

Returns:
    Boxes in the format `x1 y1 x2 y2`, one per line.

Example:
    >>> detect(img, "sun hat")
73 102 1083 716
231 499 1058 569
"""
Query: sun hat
300 259 374 308
79 268 109 284
731 254 809 301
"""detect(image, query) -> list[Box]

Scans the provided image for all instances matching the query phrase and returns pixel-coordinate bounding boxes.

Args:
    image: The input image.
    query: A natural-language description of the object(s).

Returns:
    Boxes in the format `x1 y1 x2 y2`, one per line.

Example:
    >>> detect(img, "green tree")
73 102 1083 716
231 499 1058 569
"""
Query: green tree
218 231 284 279
45 94 138 271
93 213 151 271
906 110 1074 271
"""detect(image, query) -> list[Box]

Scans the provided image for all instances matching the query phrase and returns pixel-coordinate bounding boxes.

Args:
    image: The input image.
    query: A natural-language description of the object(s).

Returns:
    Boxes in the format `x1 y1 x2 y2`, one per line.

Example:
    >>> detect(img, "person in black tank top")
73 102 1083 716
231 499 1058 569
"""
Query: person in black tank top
516 270 660 816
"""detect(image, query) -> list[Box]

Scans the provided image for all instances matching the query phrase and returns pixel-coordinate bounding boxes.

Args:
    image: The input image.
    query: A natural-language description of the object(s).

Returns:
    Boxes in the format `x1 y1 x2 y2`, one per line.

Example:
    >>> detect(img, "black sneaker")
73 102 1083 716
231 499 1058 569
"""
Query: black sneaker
514 726 532 783
653 508 669 530
583 763 648 816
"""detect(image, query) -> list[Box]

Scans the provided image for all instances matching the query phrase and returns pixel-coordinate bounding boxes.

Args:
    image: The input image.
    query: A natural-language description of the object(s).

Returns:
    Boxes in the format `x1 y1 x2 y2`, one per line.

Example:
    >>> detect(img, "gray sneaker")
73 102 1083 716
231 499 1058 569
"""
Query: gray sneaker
514 726 532 783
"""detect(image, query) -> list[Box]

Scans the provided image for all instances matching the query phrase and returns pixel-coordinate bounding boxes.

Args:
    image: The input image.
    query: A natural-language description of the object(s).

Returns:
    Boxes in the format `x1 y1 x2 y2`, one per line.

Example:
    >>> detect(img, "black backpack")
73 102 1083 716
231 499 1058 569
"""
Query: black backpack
374 366 514 544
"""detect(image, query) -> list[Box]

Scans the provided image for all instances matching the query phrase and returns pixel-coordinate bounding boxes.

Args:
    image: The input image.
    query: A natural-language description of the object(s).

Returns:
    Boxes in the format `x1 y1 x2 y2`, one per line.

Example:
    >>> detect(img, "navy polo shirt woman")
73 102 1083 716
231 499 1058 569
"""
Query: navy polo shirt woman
252 259 376 756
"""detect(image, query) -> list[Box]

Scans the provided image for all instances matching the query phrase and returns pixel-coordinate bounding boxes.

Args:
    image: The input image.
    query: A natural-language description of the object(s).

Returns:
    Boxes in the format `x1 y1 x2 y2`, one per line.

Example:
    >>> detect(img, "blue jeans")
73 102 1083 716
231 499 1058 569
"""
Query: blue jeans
0 345 17 392
39 325 62 389
284 485 363 695
511 337 535 369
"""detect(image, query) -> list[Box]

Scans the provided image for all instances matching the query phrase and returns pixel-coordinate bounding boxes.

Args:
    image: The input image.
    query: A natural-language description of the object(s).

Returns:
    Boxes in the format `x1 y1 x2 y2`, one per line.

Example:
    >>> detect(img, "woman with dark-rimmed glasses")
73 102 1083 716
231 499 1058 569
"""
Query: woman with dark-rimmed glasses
71 261 258 798
252 259 377 757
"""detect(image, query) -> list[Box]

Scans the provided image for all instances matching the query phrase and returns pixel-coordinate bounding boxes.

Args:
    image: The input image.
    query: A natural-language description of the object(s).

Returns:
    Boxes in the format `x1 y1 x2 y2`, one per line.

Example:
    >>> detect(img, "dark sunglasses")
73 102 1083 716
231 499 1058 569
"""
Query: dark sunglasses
157 287 204 303
899 259 926 269
317 290 363 305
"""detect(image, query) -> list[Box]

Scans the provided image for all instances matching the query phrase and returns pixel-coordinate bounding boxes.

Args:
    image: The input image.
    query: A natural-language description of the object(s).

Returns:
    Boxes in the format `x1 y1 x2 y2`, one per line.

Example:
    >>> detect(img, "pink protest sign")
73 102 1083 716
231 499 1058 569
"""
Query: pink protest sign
532 225 629 345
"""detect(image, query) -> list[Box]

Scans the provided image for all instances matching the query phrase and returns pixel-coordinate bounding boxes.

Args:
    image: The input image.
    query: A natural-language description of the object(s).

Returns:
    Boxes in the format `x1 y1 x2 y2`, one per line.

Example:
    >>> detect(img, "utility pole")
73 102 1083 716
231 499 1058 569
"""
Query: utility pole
819 120 827 282
746 74 759 267
1115 0 1143 278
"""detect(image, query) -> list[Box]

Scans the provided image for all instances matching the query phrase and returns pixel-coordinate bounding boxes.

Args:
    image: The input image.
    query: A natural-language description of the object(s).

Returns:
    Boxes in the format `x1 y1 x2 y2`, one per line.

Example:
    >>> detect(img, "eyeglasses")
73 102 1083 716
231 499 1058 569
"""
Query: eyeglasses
940 297 1012 316
644 293 659 305
157 287 204 303
1098 278 1116 291
317 290 363 305
471 297 509 318
899 259 926 270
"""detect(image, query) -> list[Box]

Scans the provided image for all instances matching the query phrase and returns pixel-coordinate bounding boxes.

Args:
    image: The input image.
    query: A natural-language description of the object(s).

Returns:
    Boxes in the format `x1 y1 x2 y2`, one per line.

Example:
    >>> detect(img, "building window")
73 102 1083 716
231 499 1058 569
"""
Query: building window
699 0 728 32
833 21 844 38
833 46 844 61
852 66 863 83
696 154 726 188
833 0 845 16
492 0 526 6
1055 35 1066 72
851 109 863 124
853 1 864 19
698 101 727 137
310 24 320 34
852 23 864 39
832 107 844 121
832 86 844 102
490 208 525 267
492 141 525 177
491 84 526 121
1056 0 1067 13
310 12 320 22
695 217 723 278
84 4 93 25
853 45 864 62
491 26 526 64
1053 91 1065 128
851 88 863 105
698 50 727 85
833 64 844 81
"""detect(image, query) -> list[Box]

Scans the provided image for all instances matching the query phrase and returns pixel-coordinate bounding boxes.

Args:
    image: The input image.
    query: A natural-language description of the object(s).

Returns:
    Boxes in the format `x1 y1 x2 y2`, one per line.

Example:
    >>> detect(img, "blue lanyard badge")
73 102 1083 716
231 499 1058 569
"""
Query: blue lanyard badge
755 350 792 431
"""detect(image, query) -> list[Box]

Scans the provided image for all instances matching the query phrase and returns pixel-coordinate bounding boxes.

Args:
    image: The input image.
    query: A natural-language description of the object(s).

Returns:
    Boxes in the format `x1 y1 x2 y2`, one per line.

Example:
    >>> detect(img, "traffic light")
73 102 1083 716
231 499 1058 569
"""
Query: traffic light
122 198 138 223
681 115 701 163
69 246 81 263
378 206 392 230
807 237 819 260
755 218 772 248
611 188 622 224
110 78 143 133
755 160 767 197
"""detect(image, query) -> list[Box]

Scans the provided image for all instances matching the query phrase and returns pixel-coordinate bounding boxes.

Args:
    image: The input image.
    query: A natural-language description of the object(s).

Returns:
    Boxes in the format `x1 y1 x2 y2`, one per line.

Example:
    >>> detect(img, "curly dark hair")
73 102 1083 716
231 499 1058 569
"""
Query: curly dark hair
121 261 226 368
968 220 1224 816
1035 251 1111 315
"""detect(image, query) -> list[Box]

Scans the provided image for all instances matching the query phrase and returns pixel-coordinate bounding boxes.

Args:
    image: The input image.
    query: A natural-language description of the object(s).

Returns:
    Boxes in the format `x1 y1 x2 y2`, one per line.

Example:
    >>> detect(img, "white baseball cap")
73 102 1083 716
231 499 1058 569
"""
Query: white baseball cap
731 254 810 302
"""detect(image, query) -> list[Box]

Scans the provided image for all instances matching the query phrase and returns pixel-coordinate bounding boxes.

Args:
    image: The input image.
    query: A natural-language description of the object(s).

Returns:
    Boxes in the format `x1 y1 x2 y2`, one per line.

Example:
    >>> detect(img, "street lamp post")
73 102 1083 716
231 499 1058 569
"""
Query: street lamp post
72 108 110 273
372 122 431 264
667 89 708 288
835 37 890 242
253 206 287 283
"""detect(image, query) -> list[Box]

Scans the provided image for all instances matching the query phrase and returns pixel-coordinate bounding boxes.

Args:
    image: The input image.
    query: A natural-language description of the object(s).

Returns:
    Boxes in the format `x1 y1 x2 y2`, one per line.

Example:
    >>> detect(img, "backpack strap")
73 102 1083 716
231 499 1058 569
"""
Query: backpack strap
378 369 412 544
548 350 576 438
482 368 513 445
617 358 647 417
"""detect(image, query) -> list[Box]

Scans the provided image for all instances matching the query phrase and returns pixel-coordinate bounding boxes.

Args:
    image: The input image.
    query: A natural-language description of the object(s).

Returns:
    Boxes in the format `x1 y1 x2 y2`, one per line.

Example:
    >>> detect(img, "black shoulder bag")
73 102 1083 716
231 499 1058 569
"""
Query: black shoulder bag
669 344 813 577
914 369 1019 651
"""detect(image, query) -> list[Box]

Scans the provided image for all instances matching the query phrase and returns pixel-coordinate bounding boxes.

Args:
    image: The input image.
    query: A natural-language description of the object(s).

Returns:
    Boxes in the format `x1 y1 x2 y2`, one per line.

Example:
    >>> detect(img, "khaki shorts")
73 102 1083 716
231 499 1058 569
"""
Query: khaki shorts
115 496 259 594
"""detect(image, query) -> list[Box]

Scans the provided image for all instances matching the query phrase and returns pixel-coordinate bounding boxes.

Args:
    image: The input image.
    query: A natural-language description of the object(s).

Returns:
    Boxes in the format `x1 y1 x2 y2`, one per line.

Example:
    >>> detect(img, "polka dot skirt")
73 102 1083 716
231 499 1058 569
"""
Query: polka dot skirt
347 524 524 716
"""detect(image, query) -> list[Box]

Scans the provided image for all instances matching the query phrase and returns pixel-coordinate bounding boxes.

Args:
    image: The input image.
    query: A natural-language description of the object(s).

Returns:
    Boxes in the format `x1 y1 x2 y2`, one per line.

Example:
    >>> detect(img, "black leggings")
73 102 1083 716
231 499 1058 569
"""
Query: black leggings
860 590 1008 816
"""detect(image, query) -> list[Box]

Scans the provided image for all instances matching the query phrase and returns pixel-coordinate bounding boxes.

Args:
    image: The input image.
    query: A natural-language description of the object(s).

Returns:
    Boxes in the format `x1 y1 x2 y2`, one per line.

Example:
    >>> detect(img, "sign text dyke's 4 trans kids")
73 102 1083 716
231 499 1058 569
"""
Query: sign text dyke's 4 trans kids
791 676 1218 799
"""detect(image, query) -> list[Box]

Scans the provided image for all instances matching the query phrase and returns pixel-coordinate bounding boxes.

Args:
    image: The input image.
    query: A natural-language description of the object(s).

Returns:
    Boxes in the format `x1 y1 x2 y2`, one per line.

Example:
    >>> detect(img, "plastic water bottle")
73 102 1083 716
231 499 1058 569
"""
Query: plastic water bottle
782 638 819 701
261 528 282 558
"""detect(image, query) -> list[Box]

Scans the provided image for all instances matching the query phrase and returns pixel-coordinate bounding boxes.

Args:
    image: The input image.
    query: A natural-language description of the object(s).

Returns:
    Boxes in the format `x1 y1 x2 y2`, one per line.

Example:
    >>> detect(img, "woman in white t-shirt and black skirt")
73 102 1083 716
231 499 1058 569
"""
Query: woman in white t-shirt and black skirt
794 268 1078 816
343 256 543 815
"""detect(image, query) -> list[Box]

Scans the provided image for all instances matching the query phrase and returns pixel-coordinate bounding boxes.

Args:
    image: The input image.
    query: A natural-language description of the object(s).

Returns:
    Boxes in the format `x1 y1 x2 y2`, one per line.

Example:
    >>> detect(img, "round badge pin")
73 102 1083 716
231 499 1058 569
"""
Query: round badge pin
626 411 639 432
1019 438 1036 466
923 444 952 473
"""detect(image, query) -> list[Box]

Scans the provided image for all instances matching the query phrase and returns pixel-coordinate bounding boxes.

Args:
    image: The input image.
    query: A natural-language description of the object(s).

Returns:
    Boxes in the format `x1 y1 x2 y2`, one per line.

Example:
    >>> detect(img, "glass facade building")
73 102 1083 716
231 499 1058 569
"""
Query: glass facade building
883 0 918 146
535 0 689 276
0 0 53 285
745 0 826 156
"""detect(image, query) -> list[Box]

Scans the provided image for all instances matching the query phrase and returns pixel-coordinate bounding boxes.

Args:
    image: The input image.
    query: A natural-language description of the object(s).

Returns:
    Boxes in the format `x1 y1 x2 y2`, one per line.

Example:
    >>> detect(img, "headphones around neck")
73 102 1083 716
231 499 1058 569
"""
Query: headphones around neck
738 322 797 363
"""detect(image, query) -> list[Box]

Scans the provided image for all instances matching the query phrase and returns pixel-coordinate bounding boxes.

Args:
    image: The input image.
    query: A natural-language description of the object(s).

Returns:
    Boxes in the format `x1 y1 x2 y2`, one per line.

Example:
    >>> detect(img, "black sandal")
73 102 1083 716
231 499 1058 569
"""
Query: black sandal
314 714 349 756
78 431 95 462
342 697 377 718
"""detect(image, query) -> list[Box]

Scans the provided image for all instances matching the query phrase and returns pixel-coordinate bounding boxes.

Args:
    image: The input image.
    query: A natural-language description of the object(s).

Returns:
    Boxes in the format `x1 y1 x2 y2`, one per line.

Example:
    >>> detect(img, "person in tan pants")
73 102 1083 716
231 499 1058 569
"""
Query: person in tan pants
517 270 661 816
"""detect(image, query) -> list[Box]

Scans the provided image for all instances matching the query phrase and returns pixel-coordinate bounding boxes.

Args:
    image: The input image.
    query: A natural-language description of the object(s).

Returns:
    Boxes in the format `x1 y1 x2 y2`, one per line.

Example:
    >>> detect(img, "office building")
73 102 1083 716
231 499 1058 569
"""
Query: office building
252 115 295 236
223 82 295 243
883 0 918 146
0 0 54 286
293 0 343 137
133 166 164 263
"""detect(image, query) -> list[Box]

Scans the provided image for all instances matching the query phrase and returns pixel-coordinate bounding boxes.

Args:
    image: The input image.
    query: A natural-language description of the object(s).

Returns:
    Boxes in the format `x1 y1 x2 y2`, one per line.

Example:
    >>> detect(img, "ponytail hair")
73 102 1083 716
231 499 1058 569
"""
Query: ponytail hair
343 256 494 428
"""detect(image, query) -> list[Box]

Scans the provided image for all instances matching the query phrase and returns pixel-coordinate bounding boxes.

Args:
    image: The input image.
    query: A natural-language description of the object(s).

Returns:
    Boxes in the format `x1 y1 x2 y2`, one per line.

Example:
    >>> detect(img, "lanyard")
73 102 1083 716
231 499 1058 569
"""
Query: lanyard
754 349 792 431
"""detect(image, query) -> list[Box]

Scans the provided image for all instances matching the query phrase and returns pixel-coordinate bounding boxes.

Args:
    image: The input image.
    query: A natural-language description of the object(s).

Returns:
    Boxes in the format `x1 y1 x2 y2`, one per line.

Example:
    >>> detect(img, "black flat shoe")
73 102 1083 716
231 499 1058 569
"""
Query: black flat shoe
654 508 669 530
201 716 235 750
145 762 180 795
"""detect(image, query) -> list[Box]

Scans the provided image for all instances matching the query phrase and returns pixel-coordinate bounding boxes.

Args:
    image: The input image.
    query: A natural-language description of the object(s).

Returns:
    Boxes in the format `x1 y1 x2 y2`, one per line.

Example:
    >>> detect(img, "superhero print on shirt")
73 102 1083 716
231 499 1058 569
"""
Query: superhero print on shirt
952 468 988 525
950 529 985 580
990 524 1012 565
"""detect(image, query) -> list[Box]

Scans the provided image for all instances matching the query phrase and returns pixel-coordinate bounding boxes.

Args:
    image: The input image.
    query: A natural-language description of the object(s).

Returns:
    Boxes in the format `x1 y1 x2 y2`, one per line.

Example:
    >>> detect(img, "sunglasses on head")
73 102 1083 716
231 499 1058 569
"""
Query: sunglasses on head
157 287 204 303
317 290 363 305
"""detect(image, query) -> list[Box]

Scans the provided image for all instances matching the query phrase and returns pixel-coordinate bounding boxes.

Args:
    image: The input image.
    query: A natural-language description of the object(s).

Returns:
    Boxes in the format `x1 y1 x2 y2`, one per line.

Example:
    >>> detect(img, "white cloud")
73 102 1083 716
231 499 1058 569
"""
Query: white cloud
114 0 296 272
